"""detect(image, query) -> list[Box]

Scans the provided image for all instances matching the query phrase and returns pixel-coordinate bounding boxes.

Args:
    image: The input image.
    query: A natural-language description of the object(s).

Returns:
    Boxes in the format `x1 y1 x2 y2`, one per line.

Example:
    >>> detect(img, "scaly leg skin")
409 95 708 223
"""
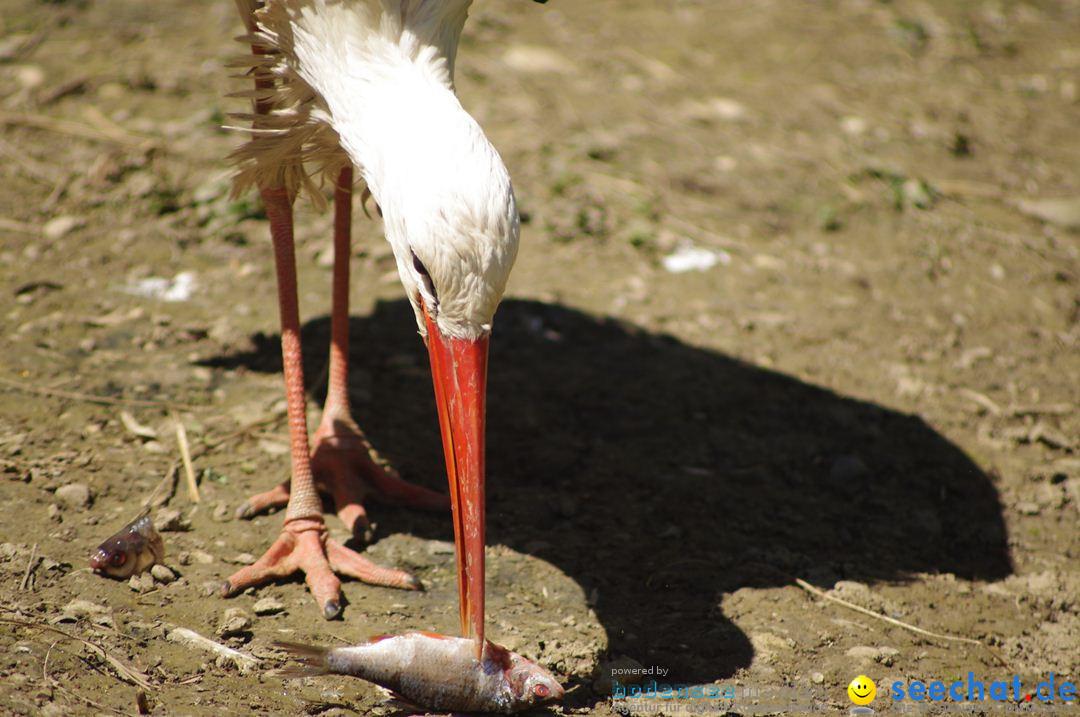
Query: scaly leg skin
222 181 421 620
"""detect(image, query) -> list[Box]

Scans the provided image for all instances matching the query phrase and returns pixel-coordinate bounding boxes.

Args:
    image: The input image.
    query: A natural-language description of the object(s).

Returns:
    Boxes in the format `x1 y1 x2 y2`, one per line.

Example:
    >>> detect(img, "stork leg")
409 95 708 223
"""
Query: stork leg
240 168 449 529
310 167 451 534
314 168 451 529
223 182 421 619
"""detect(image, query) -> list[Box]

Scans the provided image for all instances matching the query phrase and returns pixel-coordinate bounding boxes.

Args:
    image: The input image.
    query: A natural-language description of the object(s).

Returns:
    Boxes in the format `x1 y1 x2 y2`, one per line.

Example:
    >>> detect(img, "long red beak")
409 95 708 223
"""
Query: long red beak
423 305 488 657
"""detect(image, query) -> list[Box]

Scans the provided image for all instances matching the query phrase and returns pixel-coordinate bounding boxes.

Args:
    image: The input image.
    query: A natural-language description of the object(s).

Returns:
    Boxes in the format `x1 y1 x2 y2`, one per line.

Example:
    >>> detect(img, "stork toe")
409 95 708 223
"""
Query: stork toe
234 480 291 520
327 538 423 591
221 517 418 619
310 416 450 537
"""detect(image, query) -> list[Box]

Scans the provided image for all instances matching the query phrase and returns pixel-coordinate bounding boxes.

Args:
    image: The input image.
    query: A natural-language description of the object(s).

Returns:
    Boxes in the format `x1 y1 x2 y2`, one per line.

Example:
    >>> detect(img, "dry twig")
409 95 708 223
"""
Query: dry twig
81 105 160 150
41 638 129 717
166 627 259 674
0 374 203 411
793 578 1009 668
1 617 153 689
146 461 180 509
0 217 40 235
956 388 1002 416
144 412 284 509
19 543 39 592
172 413 201 503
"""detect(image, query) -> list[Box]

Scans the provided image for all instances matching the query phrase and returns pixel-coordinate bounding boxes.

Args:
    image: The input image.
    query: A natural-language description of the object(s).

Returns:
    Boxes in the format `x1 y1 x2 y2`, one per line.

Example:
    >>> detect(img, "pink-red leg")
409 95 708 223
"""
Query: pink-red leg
313 167 449 533
223 182 421 618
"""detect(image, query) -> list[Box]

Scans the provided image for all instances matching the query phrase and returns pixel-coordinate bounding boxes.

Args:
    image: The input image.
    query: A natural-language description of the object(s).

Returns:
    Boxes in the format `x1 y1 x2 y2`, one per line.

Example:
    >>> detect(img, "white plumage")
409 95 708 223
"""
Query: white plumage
230 0 519 340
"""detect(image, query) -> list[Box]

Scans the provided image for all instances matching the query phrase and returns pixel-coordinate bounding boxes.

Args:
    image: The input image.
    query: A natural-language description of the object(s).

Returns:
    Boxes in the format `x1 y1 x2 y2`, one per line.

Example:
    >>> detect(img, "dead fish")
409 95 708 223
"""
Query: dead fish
276 631 563 714
89 509 164 578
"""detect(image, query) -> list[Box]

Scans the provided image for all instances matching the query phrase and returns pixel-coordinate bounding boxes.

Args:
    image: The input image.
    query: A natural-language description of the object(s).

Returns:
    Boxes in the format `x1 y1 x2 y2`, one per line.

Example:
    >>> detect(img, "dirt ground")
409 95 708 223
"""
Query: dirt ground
1 0 1078 714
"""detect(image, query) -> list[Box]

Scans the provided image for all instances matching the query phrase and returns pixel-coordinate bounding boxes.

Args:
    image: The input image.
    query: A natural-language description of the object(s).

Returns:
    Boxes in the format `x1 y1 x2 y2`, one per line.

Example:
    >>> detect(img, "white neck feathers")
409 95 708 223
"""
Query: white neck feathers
263 0 519 340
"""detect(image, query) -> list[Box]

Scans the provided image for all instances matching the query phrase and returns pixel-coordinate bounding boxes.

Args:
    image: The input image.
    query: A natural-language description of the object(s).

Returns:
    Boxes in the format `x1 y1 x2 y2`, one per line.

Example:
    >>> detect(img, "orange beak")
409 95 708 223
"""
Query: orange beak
423 304 488 656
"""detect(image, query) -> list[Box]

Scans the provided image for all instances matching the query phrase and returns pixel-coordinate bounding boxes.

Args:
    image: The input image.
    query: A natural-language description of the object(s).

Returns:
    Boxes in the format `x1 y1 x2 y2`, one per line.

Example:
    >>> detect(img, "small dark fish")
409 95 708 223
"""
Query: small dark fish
276 631 563 714
89 509 164 578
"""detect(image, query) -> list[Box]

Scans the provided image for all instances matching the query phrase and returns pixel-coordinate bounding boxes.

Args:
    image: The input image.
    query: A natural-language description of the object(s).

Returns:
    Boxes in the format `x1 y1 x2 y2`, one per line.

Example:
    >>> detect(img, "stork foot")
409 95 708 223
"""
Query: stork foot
234 413 450 531
221 517 422 619
309 412 451 536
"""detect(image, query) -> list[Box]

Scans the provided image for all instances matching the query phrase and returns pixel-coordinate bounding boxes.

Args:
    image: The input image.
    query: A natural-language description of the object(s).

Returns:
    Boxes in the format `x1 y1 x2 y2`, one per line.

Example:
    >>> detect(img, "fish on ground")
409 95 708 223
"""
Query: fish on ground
89 509 164 578
276 631 563 714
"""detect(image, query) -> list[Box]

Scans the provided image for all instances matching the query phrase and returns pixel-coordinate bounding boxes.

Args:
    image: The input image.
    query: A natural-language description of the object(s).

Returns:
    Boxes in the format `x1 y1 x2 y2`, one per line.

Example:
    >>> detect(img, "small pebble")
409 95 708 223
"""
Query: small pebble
846 645 880 661
62 599 109 619
129 572 155 593
811 671 825 684
1016 502 1041 516
190 549 215 564
154 508 190 532
55 483 92 509
47 504 61 522
212 501 231 522
315 708 351 717
228 552 256 565
218 608 252 637
253 596 286 616
841 115 867 135
14 65 46 89
42 215 84 241
150 564 177 584
40 703 66 717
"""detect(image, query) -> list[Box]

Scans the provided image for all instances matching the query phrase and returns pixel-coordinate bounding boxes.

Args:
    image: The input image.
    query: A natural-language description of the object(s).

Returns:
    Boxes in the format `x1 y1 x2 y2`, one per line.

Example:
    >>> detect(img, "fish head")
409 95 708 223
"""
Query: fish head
89 511 159 579
505 650 564 708
89 536 140 578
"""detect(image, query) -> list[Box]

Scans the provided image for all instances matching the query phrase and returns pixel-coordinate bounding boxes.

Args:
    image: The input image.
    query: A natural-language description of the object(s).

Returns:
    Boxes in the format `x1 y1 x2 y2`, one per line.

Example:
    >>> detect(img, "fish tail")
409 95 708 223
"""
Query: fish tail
273 641 332 678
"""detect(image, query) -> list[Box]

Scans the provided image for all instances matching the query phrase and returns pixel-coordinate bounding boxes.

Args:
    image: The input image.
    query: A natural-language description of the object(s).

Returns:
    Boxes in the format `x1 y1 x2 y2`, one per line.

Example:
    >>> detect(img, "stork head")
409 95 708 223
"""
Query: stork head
392 180 519 344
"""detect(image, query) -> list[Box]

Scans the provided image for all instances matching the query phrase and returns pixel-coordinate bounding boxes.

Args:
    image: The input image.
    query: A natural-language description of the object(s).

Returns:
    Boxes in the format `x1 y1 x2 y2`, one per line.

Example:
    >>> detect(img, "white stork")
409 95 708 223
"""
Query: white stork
221 0 545 652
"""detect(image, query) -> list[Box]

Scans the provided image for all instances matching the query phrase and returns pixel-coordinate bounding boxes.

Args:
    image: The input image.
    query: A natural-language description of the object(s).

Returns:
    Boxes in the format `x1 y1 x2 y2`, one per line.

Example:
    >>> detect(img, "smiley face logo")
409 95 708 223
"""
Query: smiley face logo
848 675 876 705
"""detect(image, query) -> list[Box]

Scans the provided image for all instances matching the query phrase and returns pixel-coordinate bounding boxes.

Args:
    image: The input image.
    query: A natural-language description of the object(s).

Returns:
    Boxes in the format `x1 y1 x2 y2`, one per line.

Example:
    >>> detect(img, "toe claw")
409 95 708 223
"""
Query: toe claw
235 482 291 521
323 599 342 620
220 580 233 597
405 574 424 591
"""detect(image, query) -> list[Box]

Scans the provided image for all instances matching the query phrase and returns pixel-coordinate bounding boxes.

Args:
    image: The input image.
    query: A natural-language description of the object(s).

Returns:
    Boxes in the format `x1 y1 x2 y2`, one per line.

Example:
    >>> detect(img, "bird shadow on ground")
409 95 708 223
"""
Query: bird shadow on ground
203 298 1011 687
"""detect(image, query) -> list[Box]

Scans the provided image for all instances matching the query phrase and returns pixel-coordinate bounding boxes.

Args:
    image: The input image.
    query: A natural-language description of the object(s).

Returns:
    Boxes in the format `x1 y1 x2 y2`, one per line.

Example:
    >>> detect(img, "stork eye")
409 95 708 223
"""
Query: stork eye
109 552 127 568
411 250 438 305
533 684 550 698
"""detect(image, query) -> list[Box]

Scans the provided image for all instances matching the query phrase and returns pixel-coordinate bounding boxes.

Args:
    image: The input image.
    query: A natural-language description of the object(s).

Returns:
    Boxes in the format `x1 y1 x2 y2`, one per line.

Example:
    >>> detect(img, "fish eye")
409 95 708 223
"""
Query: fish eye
533 684 550 698
109 552 127 568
